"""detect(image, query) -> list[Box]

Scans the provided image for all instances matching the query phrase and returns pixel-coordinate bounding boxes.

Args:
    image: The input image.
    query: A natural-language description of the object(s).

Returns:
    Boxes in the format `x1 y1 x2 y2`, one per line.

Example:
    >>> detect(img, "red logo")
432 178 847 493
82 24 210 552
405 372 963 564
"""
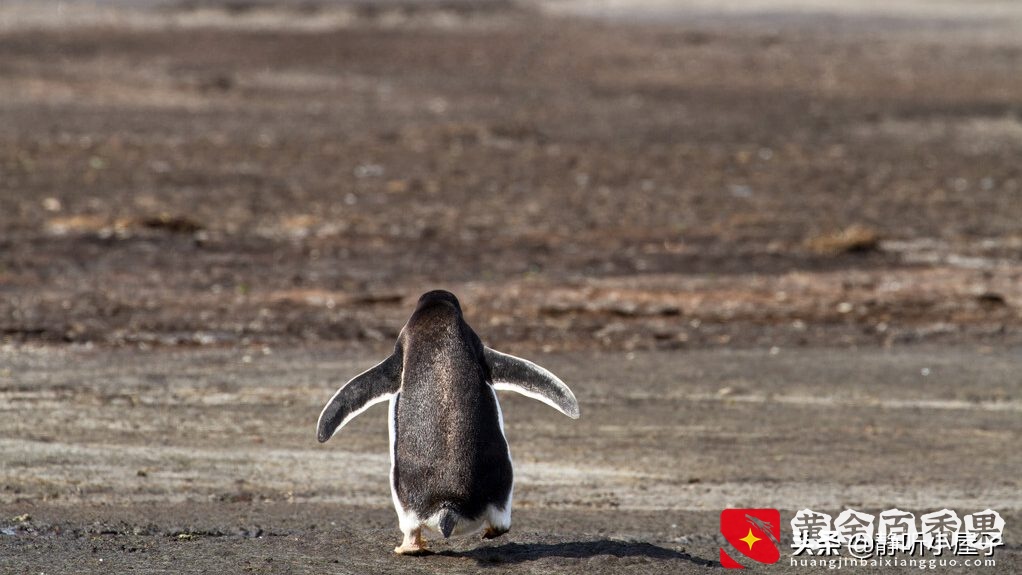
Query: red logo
720 509 781 568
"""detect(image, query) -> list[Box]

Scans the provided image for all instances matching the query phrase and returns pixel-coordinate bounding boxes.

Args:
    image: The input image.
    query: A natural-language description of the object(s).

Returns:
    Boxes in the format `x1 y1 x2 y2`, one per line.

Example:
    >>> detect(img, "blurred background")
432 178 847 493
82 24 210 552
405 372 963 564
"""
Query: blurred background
2 0 1020 354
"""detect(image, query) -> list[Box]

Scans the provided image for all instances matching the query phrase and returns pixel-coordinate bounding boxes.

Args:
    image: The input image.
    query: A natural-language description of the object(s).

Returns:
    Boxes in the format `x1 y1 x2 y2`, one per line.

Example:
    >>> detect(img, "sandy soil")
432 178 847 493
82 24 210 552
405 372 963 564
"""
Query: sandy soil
1 0 1021 353
1 345 1020 573
1 0 1021 572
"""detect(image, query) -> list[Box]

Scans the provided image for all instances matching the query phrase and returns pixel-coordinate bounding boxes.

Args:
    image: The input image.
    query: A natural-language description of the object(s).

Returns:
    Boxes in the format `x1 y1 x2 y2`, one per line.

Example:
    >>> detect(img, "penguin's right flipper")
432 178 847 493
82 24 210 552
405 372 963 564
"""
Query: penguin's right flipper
485 347 580 419
317 353 402 442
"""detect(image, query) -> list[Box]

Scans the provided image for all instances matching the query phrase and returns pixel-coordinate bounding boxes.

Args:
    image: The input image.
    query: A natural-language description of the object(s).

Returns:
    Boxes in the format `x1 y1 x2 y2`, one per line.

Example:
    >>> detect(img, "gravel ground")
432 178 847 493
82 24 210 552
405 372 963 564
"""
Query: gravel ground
1 345 1020 573
1 0 1021 352
1 1 1020 572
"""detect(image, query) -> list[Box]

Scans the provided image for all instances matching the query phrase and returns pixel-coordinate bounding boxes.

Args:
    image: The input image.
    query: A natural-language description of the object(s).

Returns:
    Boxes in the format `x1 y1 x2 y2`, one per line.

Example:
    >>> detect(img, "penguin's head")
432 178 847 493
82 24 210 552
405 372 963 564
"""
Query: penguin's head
402 291 465 349
414 290 462 314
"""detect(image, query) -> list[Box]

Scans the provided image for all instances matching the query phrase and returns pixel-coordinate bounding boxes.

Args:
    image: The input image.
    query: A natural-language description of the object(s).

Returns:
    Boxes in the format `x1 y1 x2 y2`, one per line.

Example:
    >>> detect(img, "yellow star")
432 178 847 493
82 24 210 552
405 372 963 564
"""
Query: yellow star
739 528 762 550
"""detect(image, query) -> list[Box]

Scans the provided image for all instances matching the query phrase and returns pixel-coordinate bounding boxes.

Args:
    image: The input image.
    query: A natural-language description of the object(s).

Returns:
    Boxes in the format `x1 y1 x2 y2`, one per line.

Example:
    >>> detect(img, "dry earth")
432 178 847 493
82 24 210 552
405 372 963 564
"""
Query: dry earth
1 345 1020 573
1 0 1021 352
1 0 1021 573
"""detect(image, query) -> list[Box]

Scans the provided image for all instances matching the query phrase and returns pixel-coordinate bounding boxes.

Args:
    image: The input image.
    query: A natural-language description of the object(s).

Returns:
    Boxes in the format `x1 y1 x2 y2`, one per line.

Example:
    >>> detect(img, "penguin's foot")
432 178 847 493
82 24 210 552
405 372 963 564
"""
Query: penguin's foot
394 543 431 556
394 529 431 556
482 526 508 540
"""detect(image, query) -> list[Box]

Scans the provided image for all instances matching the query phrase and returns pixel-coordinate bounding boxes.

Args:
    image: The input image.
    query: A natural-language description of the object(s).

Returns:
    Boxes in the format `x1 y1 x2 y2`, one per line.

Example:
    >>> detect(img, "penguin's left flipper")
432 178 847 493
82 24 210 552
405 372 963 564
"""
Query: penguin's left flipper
317 352 403 442
485 347 580 419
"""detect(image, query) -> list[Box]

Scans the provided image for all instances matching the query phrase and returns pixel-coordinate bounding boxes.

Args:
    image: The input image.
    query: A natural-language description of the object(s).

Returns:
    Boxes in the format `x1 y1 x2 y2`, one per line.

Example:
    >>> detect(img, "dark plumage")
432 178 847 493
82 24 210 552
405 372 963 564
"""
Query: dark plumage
317 290 579 555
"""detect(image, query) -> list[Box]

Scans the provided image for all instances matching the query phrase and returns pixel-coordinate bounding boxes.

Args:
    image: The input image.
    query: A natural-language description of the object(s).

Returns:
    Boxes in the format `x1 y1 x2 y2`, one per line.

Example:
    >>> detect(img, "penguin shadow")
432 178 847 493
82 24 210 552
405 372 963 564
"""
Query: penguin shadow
434 540 719 567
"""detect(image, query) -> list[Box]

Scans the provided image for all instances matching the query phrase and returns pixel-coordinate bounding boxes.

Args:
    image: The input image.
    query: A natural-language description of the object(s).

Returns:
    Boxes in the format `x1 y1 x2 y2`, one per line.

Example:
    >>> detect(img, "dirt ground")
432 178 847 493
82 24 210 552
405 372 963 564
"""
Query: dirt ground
2 346 1020 573
1 0 1021 572
2 0 1022 353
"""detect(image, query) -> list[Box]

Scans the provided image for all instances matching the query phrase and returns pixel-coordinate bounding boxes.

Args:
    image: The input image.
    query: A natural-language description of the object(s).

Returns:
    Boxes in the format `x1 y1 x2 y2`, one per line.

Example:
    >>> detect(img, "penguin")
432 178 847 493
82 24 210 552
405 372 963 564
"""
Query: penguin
316 290 579 555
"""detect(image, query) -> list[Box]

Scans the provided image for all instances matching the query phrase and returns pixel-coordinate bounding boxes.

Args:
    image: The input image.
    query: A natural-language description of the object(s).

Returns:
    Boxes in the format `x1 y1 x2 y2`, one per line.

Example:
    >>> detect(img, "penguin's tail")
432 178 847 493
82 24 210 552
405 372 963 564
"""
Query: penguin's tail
437 507 458 539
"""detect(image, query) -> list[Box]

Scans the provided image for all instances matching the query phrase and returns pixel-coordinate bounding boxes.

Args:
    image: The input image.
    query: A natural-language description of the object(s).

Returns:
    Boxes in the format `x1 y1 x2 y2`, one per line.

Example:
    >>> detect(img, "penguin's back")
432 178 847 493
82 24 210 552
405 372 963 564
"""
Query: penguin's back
392 302 512 521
